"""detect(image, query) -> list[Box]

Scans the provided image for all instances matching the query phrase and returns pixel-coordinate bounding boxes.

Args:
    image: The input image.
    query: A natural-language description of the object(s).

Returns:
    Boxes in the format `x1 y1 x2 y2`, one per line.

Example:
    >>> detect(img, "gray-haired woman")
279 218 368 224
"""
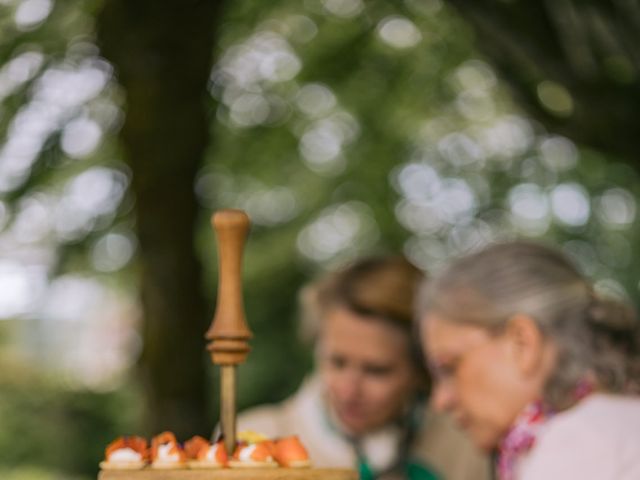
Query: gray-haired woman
417 241 640 480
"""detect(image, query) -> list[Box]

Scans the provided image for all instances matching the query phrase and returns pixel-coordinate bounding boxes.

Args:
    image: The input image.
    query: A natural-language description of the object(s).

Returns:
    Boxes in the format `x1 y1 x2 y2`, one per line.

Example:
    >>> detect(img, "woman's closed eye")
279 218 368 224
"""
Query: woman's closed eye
431 358 460 381
328 354 348 370
362 363 394 377
326 353 395 377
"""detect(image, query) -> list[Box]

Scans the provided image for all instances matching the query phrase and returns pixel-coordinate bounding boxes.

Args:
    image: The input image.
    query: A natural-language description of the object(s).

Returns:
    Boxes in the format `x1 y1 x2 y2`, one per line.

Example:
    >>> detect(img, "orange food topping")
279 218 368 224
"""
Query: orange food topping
262 439 277 457
184 436 210 459
233 441 274 462
105 436 148 460
197 440 228 465
274 436 309 466
150 431 185 462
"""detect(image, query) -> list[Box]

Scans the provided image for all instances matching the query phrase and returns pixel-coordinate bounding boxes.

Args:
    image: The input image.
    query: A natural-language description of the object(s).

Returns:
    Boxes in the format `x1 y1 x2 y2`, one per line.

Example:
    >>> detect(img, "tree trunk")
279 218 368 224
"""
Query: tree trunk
97 0 224 438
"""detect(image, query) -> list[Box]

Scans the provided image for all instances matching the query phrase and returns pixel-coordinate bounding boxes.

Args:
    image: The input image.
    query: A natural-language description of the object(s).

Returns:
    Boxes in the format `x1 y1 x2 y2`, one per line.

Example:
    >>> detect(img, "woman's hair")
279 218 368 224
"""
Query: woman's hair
301 255 428 385
418 241 640 409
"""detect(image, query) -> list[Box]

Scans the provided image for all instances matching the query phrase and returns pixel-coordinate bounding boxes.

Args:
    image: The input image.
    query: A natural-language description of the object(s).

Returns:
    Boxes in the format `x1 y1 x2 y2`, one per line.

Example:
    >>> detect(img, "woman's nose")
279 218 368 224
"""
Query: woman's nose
431 381 455 412
336 369 362 401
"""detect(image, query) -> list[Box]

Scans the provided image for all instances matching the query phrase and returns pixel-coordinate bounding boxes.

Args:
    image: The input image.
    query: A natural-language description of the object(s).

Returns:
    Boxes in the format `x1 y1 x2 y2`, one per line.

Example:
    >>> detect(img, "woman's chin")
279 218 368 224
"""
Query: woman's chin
337 416 368 436
467 426 500 452
335 411 379 436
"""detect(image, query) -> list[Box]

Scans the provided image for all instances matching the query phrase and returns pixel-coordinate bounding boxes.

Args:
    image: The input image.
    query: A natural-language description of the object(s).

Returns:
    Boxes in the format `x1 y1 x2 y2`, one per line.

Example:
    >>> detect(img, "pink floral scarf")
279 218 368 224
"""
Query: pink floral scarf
497 382 594 480
496 401 550 480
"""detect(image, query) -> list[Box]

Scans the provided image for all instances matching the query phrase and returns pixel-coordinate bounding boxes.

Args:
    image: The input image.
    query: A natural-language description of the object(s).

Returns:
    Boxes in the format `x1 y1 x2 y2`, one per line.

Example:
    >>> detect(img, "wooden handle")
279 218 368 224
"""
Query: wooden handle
206 209 252 365
99 468 359 479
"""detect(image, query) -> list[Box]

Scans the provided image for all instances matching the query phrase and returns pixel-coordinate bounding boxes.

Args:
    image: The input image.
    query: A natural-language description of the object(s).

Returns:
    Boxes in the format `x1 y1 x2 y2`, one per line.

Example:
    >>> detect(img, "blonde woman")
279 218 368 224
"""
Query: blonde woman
238 255 489 480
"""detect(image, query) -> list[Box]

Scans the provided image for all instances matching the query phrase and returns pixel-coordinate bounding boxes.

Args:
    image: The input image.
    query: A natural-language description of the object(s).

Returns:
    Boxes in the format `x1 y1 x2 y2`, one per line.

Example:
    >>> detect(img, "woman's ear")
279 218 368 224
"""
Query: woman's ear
504 314 545 376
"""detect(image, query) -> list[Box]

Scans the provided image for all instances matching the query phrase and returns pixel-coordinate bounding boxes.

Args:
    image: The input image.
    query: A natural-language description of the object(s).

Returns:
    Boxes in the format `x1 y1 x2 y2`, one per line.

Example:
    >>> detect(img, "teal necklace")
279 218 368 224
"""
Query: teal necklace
325 398 441 480
357 449 440 480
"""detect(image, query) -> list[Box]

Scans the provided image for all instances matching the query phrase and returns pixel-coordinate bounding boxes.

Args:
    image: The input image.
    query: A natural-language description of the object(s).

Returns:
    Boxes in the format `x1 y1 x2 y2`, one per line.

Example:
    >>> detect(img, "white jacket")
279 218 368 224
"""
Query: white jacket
518 394 640 480
237 375 490 480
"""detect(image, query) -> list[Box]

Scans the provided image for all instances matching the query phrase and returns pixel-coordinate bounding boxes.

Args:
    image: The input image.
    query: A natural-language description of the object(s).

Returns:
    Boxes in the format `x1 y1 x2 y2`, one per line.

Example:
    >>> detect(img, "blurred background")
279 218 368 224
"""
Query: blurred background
0 0 638 478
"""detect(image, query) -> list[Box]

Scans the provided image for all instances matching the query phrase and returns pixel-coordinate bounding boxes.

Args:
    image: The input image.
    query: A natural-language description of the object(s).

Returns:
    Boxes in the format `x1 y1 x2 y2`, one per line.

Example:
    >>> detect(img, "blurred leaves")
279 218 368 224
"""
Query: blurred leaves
444 0 640 163
0 345 142 478
202 0 640 409
0 0 639 478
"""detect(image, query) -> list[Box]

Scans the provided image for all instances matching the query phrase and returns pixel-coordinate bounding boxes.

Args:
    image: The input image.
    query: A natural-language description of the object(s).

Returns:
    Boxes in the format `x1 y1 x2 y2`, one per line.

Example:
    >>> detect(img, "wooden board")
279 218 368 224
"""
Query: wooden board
99 468 357 480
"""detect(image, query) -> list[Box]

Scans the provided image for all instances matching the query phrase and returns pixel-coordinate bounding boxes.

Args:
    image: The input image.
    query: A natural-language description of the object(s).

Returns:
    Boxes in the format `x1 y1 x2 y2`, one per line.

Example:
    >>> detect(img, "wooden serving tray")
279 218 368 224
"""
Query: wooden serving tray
99 468 357 480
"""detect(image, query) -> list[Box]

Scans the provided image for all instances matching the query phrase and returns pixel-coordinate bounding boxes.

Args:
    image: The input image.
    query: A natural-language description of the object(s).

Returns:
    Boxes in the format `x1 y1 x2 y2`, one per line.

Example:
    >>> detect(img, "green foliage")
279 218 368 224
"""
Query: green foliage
201 0 640 415
1 0 640 477
0 355 142 478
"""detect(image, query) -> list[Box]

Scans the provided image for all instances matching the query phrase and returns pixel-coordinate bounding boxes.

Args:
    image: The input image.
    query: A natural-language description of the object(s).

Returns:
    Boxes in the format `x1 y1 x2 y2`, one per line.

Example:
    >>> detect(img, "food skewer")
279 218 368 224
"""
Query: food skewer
98 208 357 480
206 209 253 456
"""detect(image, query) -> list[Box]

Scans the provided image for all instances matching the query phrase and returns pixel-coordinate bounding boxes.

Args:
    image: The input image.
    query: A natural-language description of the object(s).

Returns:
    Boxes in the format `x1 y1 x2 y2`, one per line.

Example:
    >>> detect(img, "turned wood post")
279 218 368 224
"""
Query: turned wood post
205 209 253 455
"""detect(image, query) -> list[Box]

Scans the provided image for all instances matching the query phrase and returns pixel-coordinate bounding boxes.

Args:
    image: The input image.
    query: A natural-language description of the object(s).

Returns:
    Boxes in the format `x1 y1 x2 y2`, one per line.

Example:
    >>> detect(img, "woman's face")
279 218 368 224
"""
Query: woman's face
420 314 539 451
317 307 418 436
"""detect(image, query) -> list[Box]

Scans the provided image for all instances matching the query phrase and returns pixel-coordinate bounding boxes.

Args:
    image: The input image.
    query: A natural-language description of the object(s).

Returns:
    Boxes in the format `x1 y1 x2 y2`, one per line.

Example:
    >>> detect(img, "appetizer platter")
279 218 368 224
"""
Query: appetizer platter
98 210 357 480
